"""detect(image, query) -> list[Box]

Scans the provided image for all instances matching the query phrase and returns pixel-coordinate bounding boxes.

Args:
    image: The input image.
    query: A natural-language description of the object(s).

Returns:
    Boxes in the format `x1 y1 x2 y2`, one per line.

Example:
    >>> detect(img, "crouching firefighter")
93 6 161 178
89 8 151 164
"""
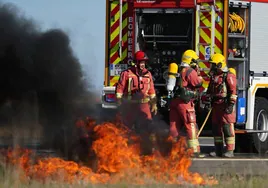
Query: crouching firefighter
204 53 237 158
115 50 158 154
168 49 205 158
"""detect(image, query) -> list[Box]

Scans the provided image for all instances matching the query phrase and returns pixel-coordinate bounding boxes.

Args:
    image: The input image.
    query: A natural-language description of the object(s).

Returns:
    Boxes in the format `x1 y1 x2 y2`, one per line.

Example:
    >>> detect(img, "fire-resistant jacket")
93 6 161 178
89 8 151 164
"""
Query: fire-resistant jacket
207 71 237 105
173 67 203 103
116 67 156 103
179 67 203 90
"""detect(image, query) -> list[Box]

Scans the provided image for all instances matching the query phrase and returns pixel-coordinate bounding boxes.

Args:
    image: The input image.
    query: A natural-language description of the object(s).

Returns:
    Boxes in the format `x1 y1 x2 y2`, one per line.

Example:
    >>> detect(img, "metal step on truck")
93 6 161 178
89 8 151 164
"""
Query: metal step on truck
101 0 268 154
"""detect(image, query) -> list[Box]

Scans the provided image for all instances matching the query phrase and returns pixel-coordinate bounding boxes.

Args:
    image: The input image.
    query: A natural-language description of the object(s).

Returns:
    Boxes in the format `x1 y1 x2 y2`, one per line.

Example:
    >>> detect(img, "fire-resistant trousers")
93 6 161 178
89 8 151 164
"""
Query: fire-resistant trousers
120 101 155 154
211 103 236 151
121 102 152 130
169 98 201 153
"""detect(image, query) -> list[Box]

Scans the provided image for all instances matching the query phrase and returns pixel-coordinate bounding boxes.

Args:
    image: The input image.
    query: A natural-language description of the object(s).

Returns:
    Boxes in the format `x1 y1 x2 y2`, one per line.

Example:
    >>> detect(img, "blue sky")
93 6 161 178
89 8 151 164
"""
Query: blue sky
1 0 106 92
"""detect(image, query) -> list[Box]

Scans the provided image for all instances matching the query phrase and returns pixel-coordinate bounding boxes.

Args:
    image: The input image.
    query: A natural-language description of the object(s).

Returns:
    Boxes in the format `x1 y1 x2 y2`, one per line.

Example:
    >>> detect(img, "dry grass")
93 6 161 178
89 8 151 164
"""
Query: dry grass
212 174 268 188
0 123 265 188
0 164 267 188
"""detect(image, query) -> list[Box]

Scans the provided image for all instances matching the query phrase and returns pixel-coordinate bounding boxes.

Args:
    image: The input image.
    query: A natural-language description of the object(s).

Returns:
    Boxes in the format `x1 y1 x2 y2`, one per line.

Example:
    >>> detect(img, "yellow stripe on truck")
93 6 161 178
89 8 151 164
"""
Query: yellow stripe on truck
252 84 268 95
109 1 128 86
196 1 223 92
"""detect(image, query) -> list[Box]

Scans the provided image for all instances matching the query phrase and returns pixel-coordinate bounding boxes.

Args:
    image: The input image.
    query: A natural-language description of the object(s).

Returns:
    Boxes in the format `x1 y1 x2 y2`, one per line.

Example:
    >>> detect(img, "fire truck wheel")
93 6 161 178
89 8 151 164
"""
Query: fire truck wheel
252 97 268 153
235 134 254 153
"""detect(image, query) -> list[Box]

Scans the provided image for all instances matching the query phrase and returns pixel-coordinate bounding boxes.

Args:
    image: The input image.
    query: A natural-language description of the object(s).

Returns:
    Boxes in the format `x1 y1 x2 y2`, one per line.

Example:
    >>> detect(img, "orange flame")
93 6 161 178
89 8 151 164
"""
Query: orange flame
3 117 218 186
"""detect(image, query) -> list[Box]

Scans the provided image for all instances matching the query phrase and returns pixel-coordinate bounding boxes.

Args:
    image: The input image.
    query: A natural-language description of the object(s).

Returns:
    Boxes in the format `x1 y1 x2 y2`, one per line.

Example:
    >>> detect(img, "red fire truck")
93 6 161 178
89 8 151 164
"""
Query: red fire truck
101 0 268 154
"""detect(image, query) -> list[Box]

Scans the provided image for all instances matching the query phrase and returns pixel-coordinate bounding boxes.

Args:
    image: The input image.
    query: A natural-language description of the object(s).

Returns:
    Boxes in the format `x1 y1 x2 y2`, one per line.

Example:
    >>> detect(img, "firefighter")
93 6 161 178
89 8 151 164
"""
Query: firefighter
169 49 205 158
115 50 157 154
204 53 237 158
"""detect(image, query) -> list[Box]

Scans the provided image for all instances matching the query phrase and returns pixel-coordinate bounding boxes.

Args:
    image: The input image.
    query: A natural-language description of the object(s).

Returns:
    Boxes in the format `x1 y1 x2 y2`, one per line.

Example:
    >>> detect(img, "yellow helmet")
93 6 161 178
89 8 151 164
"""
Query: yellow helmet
229 68 236 76
181 49 199 65
209 53 228 72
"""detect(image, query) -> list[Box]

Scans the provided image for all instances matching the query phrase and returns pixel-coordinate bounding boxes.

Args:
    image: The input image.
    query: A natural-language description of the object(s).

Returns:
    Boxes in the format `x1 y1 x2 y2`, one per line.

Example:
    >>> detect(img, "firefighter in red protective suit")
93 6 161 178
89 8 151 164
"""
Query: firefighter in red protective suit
203 53 237 158
115 50 157 154
169 49 205 158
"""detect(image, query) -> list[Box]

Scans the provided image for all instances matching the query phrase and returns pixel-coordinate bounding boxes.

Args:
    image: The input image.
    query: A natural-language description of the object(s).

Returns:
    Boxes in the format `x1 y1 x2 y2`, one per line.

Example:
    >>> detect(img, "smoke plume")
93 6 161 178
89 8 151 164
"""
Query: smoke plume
0 3 94 145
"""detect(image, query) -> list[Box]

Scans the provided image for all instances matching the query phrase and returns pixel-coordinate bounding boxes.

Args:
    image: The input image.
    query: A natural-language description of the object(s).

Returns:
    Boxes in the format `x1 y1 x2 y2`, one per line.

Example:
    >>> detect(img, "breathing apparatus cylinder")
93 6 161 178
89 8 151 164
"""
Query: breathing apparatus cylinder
167 63 179 96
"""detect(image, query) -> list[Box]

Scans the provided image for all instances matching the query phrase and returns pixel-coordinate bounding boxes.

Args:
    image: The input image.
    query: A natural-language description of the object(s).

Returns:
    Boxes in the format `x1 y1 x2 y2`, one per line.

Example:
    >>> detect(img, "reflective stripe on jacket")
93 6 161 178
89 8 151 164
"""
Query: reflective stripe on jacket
116 67 156 102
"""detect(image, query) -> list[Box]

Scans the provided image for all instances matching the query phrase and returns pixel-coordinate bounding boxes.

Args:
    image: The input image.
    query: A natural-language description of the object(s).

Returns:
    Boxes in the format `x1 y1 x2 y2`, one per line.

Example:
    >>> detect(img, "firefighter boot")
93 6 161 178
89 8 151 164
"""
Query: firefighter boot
223 150 234 158
209 145 223 157
188 138 206 158
192 152 206 158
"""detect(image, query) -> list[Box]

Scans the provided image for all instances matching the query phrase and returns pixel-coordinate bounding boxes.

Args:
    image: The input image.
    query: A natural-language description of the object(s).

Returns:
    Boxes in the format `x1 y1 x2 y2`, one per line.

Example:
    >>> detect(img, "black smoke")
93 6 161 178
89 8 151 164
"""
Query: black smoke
0 3 94 145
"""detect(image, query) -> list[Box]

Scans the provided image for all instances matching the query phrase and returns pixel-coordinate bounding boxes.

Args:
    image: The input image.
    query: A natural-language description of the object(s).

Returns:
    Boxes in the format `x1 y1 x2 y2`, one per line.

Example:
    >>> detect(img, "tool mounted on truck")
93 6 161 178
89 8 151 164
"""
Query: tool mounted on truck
102 0 268 154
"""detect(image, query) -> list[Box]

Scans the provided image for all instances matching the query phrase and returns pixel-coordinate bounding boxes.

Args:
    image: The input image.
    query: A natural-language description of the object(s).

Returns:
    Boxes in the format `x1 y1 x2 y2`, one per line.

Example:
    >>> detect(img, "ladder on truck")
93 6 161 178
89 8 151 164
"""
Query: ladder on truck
195 0 218 61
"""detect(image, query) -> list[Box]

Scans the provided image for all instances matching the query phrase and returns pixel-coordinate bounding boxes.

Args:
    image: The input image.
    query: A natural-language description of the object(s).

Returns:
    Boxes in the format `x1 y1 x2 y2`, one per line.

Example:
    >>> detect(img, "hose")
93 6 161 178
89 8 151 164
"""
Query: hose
228 12 245 33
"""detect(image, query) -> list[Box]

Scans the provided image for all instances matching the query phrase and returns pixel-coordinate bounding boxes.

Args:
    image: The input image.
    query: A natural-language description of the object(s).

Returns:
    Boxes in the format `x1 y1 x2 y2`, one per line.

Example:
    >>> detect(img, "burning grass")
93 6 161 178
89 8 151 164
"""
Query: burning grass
0 117 219 186
0 166 267 188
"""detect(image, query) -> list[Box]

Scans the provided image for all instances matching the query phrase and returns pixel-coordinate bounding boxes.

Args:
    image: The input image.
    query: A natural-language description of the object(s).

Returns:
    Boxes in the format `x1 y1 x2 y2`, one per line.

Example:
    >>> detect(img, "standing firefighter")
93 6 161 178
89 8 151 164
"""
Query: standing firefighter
169 49 205 158
204 53 237 158
115 50 158 154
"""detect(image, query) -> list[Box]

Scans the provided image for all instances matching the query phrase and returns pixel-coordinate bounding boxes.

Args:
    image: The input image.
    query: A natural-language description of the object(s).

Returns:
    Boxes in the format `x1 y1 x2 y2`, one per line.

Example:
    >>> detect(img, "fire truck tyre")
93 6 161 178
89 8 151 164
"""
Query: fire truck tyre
235 134 253 153
252 97 268 154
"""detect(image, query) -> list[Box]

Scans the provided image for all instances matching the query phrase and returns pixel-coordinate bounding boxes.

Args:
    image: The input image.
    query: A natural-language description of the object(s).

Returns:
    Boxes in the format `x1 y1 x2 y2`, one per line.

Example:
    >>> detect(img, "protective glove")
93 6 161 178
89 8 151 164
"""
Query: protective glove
201 95 211 103
201 95 212 111
225 103 234 114
151 104 158 115
204 103 212 112
116 97 122 106
202 95 211 103
150 97 158 115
